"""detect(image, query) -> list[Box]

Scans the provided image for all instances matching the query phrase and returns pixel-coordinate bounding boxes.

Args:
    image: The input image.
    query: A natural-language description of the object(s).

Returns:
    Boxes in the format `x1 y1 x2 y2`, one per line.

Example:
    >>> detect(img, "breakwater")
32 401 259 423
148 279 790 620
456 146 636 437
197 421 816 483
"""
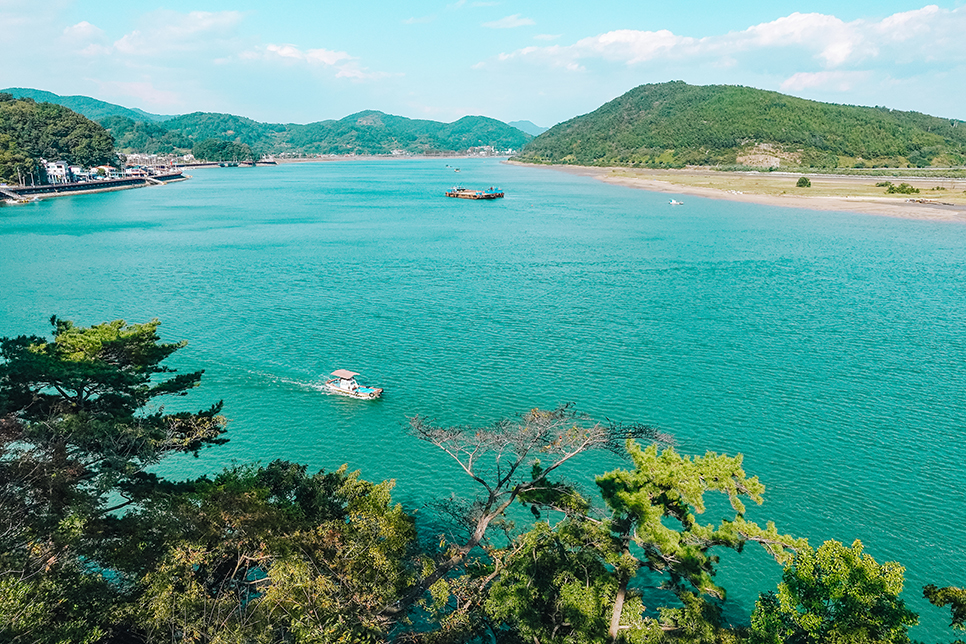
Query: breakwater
3 172 185 199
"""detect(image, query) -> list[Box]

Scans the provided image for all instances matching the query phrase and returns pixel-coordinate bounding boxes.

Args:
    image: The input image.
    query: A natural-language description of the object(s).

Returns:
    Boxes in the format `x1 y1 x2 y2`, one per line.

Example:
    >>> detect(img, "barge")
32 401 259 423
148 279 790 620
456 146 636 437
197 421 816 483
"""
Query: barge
446 186 504 200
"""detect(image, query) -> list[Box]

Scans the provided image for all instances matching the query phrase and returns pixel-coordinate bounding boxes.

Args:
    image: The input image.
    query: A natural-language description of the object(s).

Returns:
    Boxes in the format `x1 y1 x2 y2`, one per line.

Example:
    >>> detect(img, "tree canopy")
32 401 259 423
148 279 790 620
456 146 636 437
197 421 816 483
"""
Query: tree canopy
0 94 117 183
514 81 966 169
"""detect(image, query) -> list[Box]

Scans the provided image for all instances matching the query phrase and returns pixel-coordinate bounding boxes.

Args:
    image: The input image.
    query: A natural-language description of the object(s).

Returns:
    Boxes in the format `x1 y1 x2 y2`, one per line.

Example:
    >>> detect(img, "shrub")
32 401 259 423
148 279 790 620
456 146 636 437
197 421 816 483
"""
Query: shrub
886 183 920 194
796 176 811 188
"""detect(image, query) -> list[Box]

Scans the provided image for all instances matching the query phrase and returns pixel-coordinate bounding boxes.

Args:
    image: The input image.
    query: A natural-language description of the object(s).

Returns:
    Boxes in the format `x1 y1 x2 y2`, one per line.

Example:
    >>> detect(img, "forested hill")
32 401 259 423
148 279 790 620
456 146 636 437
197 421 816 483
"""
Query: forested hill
1 88 533 156
1 88 173 123
102 110 532 156
514 81 966 169
0 93 116 184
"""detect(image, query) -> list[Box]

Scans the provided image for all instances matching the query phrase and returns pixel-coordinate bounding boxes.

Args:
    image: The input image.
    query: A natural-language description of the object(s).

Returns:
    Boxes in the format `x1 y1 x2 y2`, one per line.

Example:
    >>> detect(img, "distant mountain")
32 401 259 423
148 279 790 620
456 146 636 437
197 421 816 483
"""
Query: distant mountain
515 81 966 169
103 109 532 156
508 120 548 136
1 88 174 123
3 87 533 156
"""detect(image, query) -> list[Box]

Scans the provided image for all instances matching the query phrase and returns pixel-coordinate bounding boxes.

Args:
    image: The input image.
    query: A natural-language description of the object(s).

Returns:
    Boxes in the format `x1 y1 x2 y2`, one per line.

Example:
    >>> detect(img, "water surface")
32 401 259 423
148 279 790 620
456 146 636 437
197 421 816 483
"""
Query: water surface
2 158 963 638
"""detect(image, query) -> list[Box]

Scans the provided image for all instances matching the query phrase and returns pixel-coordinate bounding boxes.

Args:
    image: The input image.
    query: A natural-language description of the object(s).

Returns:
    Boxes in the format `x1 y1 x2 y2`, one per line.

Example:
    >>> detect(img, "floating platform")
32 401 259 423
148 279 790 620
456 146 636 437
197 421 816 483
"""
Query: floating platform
446 187 504 200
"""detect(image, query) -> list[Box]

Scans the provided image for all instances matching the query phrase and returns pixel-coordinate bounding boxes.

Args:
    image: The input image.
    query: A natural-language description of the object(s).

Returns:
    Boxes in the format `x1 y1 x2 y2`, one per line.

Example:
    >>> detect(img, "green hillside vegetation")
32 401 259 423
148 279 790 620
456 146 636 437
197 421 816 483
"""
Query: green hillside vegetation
2 88 533 158
99 116 192 155
514 81 966 169
100 109 531 157
0 93 116 184
284 111 532 155
1 87 173 123
191 138 255 163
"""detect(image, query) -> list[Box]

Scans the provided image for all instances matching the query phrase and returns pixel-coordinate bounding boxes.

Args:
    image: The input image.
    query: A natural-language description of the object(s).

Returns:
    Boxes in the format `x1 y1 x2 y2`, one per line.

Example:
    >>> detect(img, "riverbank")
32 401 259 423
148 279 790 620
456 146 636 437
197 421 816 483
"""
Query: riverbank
514 163 966 222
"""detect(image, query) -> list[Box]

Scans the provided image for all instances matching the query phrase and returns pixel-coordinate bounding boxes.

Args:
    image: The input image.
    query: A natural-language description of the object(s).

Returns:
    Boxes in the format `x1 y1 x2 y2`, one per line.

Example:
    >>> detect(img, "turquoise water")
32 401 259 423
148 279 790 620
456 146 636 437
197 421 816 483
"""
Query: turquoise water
2 158 964 639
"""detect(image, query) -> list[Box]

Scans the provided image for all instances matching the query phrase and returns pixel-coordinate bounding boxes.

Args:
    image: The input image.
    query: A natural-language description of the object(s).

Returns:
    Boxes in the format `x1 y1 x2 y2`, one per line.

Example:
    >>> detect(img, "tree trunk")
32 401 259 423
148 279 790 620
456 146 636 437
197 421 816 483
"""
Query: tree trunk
609 574 629 640
609 524 632 641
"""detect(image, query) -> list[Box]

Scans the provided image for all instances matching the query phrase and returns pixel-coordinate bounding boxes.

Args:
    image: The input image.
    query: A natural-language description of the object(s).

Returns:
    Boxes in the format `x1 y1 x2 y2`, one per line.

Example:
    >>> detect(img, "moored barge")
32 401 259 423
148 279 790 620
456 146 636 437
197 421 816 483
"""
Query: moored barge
445 186 504 200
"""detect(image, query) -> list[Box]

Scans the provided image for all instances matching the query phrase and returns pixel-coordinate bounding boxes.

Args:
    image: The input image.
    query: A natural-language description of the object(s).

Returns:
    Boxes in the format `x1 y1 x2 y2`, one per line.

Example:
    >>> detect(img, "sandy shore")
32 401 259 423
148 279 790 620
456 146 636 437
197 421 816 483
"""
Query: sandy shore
516 163 966 222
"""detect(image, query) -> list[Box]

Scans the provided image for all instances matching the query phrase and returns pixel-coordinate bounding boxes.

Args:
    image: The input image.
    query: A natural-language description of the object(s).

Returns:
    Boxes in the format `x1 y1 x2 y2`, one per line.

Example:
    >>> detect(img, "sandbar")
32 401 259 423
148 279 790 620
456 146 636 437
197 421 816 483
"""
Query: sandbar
514 163 966 222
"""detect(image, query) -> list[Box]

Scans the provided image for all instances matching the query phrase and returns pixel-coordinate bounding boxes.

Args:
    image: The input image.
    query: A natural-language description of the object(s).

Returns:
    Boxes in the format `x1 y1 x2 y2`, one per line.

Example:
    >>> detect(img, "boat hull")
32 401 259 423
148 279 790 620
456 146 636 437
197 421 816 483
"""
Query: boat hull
324 380 383 399
445 189 504 199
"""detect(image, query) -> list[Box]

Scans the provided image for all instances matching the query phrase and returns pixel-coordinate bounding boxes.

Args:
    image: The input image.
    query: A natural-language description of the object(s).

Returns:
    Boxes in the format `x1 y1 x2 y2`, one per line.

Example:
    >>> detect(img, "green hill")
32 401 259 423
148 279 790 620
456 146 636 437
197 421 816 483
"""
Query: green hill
2 88 532 157
103 109 531 157
1 88 173 123
0 93 117 184
514 81 966 169
283 111 530 156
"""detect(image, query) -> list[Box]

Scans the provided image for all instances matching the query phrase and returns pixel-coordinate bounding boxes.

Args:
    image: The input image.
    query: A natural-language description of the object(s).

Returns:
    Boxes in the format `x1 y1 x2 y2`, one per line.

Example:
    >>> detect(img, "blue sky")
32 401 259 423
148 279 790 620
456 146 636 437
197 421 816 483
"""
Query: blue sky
2 0 965 126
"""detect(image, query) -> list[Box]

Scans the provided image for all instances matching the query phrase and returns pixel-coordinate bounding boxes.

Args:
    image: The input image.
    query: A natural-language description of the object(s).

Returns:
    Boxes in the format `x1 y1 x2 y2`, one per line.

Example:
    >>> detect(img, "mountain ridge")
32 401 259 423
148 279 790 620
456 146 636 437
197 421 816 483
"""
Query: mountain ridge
514 81 966 169
1 88 534 157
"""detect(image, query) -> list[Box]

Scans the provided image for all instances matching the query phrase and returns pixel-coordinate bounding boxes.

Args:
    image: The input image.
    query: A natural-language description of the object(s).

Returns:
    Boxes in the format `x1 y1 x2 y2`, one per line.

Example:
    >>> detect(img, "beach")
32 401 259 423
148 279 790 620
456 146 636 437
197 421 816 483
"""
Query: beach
520 163 966 222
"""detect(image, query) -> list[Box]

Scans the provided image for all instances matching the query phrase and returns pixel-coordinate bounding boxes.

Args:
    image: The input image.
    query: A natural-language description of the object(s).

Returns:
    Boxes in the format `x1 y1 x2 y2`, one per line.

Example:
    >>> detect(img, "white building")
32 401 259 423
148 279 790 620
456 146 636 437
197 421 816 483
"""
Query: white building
44 160 71 184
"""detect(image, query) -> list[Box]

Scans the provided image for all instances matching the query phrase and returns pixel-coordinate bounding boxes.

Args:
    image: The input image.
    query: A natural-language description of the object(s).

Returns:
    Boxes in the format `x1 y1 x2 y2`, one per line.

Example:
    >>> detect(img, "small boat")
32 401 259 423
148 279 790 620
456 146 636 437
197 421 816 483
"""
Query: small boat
669 199 684 205
324 369 383 399
446 186 505 200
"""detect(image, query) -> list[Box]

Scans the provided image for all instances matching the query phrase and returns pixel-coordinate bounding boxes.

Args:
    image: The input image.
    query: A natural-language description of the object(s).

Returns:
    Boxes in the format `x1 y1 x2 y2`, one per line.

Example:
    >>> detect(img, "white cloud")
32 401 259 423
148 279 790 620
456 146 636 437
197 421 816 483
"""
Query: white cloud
63 21 104 41
483 14 535 29
241 43 388 81
257 44 352 66
113 11 243 56
488 5 966 71
780 71 871 92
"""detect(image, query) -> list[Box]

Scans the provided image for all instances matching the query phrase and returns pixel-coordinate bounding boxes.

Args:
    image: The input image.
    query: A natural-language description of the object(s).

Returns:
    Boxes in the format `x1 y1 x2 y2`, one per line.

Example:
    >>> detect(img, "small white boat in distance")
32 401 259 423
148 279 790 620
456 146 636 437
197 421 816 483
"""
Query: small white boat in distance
669 199 684 205
324 369 383 399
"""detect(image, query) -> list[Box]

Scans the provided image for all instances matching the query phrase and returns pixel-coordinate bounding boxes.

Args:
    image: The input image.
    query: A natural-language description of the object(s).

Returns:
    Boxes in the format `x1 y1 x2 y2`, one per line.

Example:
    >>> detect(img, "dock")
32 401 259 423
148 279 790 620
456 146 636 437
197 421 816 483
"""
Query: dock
2 172 186 200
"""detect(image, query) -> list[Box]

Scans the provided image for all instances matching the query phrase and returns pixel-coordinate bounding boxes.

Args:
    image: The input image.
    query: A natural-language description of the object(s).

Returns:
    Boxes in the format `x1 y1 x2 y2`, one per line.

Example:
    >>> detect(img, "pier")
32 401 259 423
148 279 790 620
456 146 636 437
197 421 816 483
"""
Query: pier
3 172 185 200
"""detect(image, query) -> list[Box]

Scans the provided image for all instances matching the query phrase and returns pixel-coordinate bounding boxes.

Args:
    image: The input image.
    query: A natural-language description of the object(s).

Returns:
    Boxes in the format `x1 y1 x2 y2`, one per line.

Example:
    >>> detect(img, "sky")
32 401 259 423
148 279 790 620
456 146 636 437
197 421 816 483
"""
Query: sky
2 0 966 127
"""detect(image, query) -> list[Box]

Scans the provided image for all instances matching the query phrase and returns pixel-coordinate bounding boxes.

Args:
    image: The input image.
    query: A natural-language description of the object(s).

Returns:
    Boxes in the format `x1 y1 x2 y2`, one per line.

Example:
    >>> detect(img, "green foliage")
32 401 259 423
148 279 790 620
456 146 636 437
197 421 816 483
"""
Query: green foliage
0 96 116 183
875 181 893 187
2 87 173 122
283 111 531 156
0 570 116 644
598 443 803 600
192 137 256 162
100 115 192 154
486 520 622 644
924 584 966 631
751 539 918 644
133 461 417 643
0 316 228 642
797 176 811 188
885 183 920 194
514 81 966 168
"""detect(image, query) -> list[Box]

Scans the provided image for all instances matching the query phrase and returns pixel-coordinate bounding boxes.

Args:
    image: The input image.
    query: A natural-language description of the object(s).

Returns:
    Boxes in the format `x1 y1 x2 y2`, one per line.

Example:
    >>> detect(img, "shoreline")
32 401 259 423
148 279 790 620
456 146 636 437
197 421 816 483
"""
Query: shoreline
1 174 188 202
511 162 966 222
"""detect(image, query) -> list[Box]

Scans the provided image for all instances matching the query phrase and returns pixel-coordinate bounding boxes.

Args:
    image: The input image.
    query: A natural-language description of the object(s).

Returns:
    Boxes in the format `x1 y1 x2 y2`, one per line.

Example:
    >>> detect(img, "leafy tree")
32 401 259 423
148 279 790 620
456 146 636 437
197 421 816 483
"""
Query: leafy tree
131 460 417 643
796 177 811 188
924 584 966 638
595 443 803 642
191 137 256 162
750 539 918 644
389 407 666 632
0 316 227 642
